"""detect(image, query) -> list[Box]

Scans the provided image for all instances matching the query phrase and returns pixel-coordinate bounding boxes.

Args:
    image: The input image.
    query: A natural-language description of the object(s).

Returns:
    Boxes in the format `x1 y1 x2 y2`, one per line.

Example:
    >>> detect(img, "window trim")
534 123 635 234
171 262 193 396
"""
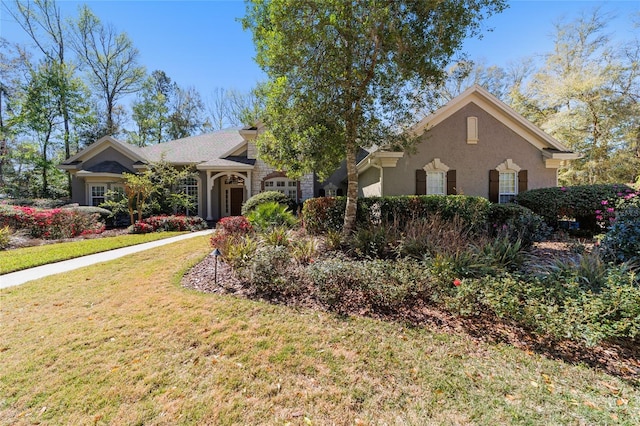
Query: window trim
423 158 450 196
264 177 299 202
495 159 521 204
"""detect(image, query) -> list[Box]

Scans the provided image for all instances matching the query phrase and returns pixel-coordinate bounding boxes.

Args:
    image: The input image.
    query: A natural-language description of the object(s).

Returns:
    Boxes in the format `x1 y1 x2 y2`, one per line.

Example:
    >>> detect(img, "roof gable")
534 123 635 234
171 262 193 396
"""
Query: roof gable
412 85 571 152
62 136 146 165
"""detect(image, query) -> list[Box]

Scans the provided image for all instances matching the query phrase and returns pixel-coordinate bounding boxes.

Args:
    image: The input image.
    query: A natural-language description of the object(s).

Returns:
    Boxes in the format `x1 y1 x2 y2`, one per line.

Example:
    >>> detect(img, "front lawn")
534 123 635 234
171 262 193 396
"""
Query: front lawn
1 236 638 425
0 231 186 274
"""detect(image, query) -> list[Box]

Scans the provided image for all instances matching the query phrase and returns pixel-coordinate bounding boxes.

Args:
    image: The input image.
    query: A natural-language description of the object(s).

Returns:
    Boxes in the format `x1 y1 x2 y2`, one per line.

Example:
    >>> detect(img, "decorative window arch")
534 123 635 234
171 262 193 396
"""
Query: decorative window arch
423 158 450 195
494 159 521 204
262 171 300 202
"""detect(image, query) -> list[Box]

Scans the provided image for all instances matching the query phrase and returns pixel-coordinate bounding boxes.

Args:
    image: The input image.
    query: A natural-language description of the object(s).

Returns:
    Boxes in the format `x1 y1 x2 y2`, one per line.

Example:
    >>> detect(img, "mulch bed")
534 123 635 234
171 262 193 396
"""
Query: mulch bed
183 244 640 387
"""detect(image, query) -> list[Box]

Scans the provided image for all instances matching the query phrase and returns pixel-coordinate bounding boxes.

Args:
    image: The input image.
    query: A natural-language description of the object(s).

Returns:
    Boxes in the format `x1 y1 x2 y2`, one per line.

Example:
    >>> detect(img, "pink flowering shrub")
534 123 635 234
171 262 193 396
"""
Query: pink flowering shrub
0 204 104 239
210 216 253 249
129 215 207 234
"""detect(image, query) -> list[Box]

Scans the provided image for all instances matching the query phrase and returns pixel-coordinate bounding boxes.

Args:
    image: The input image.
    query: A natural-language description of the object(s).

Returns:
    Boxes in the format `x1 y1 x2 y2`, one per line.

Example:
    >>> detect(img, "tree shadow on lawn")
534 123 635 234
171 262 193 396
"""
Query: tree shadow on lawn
183 255 640 388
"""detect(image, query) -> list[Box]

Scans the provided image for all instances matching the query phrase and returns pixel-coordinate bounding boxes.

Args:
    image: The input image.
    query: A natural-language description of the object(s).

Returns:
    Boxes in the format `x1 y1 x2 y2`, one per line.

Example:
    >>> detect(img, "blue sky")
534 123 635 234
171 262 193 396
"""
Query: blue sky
1 0 638 98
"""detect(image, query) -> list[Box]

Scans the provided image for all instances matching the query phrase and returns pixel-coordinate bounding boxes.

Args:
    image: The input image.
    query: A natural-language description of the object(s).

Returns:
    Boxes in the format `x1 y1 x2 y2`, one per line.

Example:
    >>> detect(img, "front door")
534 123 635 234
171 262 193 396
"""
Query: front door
230 187 244 216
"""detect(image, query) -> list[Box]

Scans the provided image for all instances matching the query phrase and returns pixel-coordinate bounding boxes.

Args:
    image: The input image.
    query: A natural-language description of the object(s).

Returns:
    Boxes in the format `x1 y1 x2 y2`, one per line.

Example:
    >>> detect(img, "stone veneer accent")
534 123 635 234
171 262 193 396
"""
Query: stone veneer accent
248 141 314 200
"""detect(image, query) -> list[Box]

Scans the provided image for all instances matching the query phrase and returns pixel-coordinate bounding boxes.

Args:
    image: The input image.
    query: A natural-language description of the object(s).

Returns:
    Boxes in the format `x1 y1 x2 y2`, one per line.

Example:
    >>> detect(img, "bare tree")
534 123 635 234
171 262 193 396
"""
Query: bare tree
70 5 145 136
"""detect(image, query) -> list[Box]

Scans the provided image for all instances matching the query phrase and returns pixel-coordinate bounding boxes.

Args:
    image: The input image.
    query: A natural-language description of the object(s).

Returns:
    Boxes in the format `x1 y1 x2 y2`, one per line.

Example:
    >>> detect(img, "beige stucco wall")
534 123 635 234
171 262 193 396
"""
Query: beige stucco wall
358 166 382 197
383 102 558 197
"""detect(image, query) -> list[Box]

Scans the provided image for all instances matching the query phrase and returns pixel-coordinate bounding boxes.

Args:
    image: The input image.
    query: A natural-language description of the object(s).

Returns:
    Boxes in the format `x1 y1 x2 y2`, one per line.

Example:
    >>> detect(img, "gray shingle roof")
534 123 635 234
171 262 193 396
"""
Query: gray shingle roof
139 129 246 165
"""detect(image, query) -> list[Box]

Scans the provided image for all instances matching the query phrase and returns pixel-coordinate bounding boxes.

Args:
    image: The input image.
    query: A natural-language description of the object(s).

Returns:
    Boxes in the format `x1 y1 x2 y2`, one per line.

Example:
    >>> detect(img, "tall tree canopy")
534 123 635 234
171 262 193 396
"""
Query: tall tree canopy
243 0 506 233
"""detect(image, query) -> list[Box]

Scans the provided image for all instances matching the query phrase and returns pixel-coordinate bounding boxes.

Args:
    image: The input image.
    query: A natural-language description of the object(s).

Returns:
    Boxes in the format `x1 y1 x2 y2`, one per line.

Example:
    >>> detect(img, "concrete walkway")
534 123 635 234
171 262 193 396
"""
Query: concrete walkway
0 230 212 290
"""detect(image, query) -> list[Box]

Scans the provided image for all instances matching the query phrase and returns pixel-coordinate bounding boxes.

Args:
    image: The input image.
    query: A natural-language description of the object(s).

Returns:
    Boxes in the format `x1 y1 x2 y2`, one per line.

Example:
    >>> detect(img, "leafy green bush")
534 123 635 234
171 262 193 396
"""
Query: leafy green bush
305 256 428 314
241 191 298 216
237 245 301 297
246 201 297 232
446 265 640 345
600 194 640 263
515 184 634 232
488 203 550 248
302 196 346 234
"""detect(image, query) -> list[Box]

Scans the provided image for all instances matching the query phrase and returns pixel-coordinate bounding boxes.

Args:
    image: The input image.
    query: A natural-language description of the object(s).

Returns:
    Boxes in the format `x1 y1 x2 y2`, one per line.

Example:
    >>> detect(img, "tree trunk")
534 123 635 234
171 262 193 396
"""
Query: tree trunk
343 140 358 236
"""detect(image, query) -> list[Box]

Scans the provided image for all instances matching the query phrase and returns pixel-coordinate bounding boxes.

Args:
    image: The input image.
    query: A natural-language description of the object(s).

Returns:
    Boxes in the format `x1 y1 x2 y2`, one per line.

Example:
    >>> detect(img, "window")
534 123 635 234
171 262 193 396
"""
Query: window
499 171 517 204
264 177 299 202
90 185 106 206
426 171 445 195
178 177 199 215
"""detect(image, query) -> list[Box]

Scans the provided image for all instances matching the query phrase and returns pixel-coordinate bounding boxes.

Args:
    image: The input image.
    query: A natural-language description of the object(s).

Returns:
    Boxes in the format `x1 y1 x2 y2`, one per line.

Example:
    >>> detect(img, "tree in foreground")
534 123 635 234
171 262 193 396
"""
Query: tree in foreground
243 0 506 234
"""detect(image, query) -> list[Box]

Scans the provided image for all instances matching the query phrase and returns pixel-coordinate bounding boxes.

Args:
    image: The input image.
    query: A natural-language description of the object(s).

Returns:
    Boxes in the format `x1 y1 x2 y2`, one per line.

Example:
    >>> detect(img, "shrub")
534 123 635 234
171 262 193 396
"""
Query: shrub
475 236 524 274
600 194 640 264
445 266 640 345
237 245 301 297
210 216 253 258
302 197 346 234
0 226 11 249
290 236 320 265
214 216 252 236
221 234 258 269
129 215 207 233
0 204 104 239
246 201 297 232
488 203 550 248
302 195 490 235
305 256 428 314
261 227 291 247
395 215 477 260
515 184 634 232
348 225 392 259
241 191 298 216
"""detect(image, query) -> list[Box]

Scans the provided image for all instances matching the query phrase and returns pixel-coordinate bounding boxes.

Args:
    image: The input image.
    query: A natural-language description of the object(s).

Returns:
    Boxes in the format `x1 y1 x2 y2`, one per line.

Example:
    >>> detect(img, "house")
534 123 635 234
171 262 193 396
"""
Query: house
326 84 580 202
59 127 315 221
60 85 579 220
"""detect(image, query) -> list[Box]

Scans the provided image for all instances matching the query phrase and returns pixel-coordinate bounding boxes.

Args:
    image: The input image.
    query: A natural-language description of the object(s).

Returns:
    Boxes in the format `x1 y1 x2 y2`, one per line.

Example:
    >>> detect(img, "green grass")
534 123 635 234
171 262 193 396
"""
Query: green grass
1 236 639 425
0 232 186 274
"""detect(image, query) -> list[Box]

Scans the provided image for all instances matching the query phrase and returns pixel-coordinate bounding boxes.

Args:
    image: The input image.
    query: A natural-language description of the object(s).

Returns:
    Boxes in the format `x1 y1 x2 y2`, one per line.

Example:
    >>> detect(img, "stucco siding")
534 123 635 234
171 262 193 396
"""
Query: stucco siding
359 167 382 197
71 176 85 204
383 102 557 197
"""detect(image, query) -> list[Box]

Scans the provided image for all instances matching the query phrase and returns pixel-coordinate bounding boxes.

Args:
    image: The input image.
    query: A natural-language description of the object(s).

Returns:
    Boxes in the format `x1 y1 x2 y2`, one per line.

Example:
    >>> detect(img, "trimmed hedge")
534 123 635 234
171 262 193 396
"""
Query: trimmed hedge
241 191 298 216
303 195 491 234
0 204 105 239
515 184 634 232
